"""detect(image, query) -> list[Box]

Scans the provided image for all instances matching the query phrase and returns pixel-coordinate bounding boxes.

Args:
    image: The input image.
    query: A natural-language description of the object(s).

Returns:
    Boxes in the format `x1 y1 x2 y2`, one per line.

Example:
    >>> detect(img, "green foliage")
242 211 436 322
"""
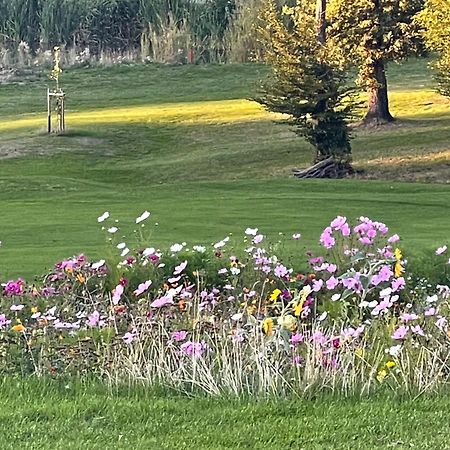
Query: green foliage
328 0 424 90
256 0 354 164
416 0 450 97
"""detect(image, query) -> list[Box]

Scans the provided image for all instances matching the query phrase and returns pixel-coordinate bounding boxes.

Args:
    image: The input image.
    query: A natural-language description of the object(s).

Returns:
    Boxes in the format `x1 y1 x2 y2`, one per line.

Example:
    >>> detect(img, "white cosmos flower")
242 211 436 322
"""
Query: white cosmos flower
136 210 151 224
170 243 184 253
245 228 258 236
193 245 206 253
142 247 156 257
91 260 105 270
116 242 126 249
107 227 118 234
120 247 130 257
97 212 110 223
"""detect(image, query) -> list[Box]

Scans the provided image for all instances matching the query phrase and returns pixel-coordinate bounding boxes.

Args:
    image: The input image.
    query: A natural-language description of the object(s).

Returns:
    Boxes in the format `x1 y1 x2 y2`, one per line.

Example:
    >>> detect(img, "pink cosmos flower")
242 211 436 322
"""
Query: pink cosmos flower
312 279 323 292
320 227 335 249
253 234 264 245
180 340 208 358
174 260 188 275
326 276 339 290
150 296 174 308
122 329 137 344
391 277 405 292
289 332 304 345
400 312 419 322
274 264 289 279
87 310 101 328
171 330 188 342
112 284 124 305
133 280 152 296
392 325 409 340
0 314 11 328
388 234 400 244
292 355 304 367
436 245 448 255
411 325 425 336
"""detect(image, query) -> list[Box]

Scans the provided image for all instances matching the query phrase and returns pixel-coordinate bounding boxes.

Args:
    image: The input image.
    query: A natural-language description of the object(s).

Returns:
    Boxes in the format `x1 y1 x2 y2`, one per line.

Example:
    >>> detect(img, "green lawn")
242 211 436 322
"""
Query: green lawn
0 59 449 279
1 378 450 450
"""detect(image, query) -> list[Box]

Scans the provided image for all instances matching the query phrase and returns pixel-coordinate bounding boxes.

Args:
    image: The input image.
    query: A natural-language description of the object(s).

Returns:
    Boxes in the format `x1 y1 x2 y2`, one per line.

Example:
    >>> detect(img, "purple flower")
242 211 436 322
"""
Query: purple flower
424 307 436 317
392 325 409 340
3 279 25 296
172 330 188 342
312 279 323 292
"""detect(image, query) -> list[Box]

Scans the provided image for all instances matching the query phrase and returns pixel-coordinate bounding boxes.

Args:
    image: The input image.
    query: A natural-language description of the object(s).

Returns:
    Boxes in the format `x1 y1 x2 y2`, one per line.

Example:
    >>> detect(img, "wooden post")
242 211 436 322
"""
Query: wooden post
47 88 51 133
316 0 327 45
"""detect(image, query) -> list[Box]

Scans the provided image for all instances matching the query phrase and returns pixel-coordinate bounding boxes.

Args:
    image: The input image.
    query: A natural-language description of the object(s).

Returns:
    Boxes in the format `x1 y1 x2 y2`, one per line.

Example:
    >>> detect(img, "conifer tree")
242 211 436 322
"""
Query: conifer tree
256 0 355 178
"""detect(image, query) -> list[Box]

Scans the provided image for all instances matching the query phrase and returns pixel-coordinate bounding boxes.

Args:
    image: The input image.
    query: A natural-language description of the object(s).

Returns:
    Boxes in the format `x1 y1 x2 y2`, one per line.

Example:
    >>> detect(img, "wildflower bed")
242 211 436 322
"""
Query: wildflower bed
1 211 449 397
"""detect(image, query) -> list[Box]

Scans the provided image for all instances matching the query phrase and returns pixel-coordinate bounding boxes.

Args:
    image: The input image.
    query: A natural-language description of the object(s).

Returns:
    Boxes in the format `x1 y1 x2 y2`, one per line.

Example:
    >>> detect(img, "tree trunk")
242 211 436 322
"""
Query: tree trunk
364 58 394 125
315 0 327 44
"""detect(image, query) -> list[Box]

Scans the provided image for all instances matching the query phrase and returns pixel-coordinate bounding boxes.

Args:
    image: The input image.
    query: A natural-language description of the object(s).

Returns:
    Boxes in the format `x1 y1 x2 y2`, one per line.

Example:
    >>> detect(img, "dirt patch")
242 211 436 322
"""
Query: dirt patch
0 135 106 159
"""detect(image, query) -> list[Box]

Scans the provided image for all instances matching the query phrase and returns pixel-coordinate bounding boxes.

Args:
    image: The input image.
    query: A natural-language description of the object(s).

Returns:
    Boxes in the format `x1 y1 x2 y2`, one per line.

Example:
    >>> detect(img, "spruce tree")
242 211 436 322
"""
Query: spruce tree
256 0 355 177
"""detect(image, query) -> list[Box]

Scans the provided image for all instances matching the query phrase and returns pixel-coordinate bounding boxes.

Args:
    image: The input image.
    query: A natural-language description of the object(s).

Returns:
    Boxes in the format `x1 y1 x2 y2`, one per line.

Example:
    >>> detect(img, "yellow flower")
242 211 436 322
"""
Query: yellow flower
76 273 86 284
31 306 38 314
262 318 274 336
270 289 281 301
12 323 26 333
355 347 364 358
293 300 304 317
386 361 396 369
394 262 404 278
376 369 388 383
394 248 402 261
293 285 311 317
278 315 297 331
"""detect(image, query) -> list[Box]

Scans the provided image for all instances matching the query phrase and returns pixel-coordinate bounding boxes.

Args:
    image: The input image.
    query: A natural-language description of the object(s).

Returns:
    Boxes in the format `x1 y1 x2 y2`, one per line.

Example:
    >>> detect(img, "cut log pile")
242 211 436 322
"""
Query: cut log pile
292 157 354 179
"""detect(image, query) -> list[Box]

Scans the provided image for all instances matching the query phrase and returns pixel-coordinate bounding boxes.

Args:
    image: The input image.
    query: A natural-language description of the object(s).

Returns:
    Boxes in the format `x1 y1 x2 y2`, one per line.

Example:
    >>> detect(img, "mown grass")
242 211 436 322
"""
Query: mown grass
1 377 450 450
0 58 449 279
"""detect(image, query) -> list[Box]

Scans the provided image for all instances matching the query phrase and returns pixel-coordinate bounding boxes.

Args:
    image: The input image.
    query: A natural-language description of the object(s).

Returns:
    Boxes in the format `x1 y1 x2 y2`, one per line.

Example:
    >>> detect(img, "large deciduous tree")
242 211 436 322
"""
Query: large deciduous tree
328 0 423 125
416 0 450 98
256 0 355 178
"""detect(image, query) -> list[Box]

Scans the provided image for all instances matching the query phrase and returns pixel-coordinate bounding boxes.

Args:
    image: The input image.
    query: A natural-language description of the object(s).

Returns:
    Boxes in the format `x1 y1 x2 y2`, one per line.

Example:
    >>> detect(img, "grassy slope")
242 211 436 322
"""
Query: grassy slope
0 59 449 279
1 378 450 450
